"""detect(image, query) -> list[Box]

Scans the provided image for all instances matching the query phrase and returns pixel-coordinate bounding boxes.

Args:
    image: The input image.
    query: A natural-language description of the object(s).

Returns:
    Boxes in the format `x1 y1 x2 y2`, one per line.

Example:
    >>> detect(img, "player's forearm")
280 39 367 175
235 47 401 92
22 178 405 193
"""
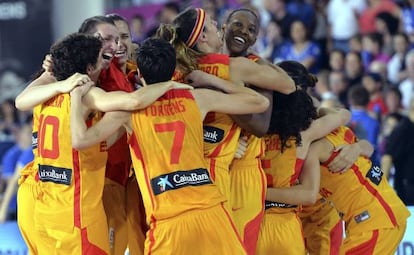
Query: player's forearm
15 74 60 111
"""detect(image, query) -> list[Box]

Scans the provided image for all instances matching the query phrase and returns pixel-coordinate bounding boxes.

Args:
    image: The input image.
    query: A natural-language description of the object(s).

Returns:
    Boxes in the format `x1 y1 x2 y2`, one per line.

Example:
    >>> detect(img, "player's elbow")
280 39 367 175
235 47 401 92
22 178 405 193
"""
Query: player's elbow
251 95 270 113
302 192 318 205
72 136 89 150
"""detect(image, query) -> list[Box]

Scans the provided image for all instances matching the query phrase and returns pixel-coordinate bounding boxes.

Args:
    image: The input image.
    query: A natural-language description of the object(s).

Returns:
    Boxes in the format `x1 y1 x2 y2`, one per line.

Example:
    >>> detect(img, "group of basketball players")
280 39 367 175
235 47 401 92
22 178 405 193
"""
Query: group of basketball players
13 4 410 255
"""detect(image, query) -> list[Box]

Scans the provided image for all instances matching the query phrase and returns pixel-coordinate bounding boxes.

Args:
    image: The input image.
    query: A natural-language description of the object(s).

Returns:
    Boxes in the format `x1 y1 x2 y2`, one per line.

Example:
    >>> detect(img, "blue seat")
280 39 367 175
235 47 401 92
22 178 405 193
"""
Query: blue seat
0 221 27 254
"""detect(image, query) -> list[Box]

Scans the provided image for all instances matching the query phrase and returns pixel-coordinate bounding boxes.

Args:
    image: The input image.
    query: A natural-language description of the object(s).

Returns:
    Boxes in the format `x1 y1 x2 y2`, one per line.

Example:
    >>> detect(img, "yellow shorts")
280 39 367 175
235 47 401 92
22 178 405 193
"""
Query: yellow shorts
17 173 40 255
300 199 343 255
126 175 146 255
341 223 407 255
256 212 305 255
145 204 246 254
208 158 231 213
103 178 128 255
230 159 266 255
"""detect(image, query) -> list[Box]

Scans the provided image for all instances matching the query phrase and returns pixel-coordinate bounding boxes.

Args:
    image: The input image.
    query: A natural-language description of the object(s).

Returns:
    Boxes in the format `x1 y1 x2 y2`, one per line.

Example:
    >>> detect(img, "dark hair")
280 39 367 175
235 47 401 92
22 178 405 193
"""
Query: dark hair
78 15 115 34
136 38 176 84
364 32 384 51
226 8 259 25
277 60 317 90
50 33 102 81
376 11 399 35
348 85 370 107
268 60 318 152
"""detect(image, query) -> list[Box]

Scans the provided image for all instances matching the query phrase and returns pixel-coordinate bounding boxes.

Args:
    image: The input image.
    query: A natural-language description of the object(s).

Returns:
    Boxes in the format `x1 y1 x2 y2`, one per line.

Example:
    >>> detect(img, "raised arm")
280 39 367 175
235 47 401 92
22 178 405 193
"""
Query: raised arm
229 57 295 94
70 86 129 150
82 81 192 112
302 107 351 142
191 75 269 120
230 88 273 137
15 72 90 111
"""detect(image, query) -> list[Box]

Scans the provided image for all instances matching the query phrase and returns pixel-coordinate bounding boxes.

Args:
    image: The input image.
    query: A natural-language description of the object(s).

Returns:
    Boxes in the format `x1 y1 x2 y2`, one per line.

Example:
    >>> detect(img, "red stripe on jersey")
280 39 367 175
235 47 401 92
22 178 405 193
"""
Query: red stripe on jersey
198 53 230 65
209 159 216 181
129 132 156 210
210 123 238 158
345 229 378 255
72 149 81 228
159 89 194 100
322 150 340 167
290 158 304 185
81 228 108 255
344 129 357 144
261 159 271 169
351 165 398 226
147 216 157 255
329 219 343 255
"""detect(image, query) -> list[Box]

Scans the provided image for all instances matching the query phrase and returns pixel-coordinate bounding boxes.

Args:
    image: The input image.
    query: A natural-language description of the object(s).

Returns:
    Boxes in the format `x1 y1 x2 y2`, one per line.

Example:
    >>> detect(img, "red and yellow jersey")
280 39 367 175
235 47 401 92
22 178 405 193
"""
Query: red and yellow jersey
100 60 135 186
35 94 108 228
262 134 303 213
198 54 241 169
232 54 265 161
320 126 410 233
129 89 225 222
20 105 41 179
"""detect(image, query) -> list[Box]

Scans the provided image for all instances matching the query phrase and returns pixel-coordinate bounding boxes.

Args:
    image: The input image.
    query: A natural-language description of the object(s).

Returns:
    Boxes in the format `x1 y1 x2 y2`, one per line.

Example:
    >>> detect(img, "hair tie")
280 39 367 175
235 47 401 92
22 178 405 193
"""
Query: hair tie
185 8 206 48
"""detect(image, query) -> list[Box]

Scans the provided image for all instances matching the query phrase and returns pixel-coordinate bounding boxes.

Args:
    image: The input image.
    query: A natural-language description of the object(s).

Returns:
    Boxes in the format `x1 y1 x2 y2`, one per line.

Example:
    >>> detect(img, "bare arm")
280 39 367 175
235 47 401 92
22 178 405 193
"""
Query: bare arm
83 81 192 112
15 72 89 111
230 88 273 137
381 154 393 179
192 87 269 120
229 57 295 94
70 86 129 150
266 143 322 205
302 107 351 142
327 139 374 173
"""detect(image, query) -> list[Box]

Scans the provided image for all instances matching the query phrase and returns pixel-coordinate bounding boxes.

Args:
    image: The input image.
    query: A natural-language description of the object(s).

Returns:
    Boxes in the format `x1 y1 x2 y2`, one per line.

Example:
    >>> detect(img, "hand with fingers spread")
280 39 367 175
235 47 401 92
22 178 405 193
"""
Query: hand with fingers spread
234 136 248 159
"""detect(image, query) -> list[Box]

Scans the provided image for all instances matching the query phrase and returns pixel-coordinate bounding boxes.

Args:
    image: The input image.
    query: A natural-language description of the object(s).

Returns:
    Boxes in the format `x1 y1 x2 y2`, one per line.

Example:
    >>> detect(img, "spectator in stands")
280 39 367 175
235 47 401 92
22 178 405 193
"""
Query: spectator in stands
362 72 388 119
398 48 414 110
130 14 145 44
345 51 365 87
279 19 321 74
327 0 366 53
348 85 381 165
382 97 414 205
387 33 410 86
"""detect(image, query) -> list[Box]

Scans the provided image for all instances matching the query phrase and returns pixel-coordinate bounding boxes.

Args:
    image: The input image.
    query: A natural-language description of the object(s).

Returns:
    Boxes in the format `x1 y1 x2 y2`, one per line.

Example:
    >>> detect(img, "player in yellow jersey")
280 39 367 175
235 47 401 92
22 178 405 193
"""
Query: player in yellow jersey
256 61 352 254
69 38 271 254
14 33 192 255
220 9 273 254
305 125 410 255
156 7 295 215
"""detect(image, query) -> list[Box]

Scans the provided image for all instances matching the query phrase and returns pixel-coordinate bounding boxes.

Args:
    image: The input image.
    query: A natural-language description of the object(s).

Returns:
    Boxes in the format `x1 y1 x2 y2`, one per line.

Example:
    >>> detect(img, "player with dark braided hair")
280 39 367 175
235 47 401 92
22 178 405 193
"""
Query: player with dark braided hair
258 60 353 254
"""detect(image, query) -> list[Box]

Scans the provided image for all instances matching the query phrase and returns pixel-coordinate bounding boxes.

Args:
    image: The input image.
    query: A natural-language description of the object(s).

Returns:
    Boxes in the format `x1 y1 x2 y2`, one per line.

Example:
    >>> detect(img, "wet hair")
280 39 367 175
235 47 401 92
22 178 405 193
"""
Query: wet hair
78 15 115 34
277 60 317 91
156 8 208 74
268 60 318 152
50 33 102 81
136 38 176 84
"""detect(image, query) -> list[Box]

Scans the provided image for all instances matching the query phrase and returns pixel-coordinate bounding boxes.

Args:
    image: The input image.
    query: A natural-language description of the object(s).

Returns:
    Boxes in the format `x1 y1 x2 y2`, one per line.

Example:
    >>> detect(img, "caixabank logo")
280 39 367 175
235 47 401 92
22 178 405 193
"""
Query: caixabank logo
151 168 213 195
203 126 224 143
38 164 72 185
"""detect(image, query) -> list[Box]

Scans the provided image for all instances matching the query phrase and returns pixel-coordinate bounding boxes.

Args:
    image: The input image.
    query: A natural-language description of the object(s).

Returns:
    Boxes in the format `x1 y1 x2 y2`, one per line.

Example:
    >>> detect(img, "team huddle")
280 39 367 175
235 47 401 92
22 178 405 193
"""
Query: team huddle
14 6 409 255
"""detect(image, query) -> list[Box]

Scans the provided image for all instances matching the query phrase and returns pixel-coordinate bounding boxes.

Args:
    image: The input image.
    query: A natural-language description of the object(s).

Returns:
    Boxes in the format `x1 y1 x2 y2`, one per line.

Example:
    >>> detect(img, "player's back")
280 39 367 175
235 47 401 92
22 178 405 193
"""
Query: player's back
34 93 108 228
320 126 410 233
129 89 225 222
